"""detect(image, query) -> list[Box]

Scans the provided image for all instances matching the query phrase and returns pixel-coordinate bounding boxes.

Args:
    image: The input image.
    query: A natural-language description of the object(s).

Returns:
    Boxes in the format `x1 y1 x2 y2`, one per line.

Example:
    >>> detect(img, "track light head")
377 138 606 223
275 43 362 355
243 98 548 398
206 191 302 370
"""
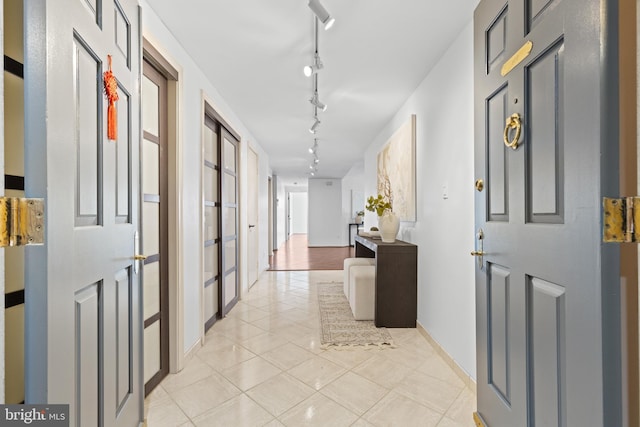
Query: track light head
309 117 321 134
308 0 335 30
309 139 319 153
314 157 320 164
303 54 324 77
310 93 327 112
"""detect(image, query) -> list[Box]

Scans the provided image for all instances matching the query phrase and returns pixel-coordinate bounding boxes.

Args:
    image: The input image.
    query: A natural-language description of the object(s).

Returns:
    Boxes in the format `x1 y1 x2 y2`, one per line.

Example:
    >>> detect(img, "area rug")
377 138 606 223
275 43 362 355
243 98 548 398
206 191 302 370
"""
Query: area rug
317 282 394 349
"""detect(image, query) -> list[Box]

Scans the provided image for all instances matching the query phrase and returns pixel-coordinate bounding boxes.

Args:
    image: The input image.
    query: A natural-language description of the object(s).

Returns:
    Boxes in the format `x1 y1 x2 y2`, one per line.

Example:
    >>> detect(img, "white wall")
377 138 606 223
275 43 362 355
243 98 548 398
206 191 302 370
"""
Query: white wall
290 192 308 234
142 2 271 355
364 21 476 378
308 178 343 247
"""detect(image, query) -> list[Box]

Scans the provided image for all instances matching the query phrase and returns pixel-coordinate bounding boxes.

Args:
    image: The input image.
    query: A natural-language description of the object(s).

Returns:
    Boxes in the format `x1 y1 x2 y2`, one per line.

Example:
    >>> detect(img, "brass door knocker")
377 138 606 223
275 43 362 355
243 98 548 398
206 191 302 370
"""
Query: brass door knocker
503 113 522 150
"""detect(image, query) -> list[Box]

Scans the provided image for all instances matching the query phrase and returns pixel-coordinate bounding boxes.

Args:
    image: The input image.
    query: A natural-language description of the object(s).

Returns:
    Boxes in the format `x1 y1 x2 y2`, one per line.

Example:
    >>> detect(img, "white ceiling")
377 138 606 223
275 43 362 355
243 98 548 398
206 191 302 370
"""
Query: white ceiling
145 0 479 181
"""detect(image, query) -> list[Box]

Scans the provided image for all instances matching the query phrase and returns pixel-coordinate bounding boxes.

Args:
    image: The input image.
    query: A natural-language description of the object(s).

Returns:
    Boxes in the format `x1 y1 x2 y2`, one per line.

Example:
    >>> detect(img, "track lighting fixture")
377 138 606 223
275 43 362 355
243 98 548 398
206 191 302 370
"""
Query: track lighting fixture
308 0 335 30
314 156 320 164
304 53 324 77
309 116 321 134
309 139 319 154
310 93 327 112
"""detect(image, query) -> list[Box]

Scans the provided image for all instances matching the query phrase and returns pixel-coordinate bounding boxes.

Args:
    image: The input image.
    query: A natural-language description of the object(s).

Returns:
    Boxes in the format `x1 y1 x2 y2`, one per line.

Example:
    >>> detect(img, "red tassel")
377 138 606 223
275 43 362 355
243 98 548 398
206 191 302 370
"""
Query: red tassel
103 55 119 141
107 102 117 140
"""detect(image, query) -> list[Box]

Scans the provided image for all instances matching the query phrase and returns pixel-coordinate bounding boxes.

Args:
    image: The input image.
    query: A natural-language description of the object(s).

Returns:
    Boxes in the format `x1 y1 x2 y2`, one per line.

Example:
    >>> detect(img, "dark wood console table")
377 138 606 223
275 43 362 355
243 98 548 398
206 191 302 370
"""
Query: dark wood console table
354 235 417 328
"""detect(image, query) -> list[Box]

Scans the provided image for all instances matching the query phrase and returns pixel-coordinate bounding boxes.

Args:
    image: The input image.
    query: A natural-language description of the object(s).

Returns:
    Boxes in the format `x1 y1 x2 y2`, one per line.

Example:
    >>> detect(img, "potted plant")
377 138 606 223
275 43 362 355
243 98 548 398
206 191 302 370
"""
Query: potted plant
355 210 364 224
365 175 400 242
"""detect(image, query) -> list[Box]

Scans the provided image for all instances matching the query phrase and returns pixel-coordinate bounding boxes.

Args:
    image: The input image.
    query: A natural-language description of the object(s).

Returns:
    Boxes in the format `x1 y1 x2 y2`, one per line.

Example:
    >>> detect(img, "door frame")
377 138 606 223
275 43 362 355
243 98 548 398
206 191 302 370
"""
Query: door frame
0 0 5 404
141 38 184 373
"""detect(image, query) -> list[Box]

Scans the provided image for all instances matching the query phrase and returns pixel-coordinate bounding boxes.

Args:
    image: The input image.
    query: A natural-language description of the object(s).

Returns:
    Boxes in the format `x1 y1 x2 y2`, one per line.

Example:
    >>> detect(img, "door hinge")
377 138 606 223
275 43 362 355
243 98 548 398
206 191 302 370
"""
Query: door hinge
603 197 640 243
0 197 45 247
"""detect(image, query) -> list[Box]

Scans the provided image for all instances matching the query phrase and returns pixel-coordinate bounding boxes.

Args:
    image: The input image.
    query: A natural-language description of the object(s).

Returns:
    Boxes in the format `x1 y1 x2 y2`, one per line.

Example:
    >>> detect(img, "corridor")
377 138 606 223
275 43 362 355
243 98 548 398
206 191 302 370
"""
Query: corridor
144 271 476 426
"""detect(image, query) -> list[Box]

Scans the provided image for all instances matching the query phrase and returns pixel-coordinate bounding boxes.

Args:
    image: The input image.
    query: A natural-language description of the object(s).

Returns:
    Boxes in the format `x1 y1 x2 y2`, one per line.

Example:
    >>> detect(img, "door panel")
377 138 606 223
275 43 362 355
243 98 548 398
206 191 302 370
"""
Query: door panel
74 282 101 427
115 86 131 222
115 268 133 411
486 6 508 73
74 35 101 226
525 40 564 223
474 0 620 426
528 276 566 427
487 85 509 220
24 1 142 425
487 263 510 404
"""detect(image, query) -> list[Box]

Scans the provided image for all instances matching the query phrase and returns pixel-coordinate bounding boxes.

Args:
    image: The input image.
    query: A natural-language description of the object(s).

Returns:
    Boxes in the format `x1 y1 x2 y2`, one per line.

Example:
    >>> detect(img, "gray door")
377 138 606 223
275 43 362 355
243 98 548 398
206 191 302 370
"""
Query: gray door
474 0 621 426
24 1 142 426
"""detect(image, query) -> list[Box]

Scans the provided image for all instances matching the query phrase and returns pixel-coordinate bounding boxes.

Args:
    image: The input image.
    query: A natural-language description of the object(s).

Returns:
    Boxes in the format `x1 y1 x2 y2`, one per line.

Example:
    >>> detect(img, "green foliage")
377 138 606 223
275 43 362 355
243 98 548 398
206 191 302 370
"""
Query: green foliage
355 210 365 217
366 194 392 216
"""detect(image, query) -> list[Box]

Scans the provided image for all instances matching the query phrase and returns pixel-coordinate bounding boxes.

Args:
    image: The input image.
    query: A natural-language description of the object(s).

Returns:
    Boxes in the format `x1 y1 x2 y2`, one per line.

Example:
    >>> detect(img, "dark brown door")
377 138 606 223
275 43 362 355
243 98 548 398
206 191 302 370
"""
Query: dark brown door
203 106 240 330
141 59 169 395
203 114 221 330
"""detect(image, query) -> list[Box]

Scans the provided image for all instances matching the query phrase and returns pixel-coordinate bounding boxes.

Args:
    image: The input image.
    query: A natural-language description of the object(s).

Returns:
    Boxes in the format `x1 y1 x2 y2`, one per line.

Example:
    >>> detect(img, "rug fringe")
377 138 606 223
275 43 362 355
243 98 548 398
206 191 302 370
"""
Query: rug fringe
321 342 397 351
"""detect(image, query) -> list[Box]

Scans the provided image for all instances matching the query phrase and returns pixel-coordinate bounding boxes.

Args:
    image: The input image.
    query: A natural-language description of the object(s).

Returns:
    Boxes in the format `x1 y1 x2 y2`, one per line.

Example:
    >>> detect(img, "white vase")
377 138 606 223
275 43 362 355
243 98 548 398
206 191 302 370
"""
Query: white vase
355 215 363 225
378 212 400 243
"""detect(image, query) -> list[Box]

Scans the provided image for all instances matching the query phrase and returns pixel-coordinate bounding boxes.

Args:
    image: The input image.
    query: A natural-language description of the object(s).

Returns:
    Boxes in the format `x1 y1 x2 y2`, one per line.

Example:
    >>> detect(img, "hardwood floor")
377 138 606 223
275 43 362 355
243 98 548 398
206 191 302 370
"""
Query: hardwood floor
269 234 355 271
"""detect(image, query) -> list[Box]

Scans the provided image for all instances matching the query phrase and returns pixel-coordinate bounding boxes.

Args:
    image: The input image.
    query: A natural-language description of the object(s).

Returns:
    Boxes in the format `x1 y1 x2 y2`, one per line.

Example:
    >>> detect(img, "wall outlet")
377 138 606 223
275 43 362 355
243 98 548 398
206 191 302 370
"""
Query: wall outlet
442 185 448 199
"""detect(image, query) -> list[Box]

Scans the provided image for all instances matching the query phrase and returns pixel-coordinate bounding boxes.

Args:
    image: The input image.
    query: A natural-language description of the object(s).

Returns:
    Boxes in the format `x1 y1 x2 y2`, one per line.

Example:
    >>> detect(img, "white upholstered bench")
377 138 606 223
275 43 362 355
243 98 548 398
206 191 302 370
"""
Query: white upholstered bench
343 257 375 300
349 265 376 320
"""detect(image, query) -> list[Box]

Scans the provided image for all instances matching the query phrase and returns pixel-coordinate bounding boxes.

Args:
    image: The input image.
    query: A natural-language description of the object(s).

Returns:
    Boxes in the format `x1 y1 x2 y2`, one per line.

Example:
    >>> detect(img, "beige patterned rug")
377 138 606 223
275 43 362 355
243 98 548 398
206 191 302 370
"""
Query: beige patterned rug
317 282 394 349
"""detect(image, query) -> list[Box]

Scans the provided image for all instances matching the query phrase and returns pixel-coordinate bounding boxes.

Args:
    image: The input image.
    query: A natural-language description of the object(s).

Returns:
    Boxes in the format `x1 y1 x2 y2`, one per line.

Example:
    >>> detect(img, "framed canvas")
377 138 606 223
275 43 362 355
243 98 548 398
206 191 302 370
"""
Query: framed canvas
377 114 416 221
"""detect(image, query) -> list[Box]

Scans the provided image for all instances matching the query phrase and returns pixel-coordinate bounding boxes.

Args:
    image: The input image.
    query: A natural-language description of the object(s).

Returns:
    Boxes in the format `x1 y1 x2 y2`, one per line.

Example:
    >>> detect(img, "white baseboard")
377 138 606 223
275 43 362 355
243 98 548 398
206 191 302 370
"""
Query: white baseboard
416 321 477 394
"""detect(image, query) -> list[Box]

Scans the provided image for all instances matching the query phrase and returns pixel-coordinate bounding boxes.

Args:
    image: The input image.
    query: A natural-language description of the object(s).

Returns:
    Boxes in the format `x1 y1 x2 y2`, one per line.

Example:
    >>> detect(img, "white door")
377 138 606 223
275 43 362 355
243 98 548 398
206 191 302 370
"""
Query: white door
247 147 259 287
24 1 142 426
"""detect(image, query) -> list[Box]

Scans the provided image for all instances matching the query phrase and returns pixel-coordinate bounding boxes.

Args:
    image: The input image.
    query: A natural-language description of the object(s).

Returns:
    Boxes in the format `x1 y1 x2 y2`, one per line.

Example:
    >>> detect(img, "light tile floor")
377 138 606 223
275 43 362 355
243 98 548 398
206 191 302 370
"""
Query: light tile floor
145 271 477 427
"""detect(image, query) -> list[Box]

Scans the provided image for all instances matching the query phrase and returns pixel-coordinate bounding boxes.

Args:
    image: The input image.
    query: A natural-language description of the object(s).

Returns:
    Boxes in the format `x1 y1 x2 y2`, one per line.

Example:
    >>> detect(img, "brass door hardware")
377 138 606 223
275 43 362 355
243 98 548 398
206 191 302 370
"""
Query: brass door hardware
471 229 485 268
603 197 640 242
0 197 45 247
475 179 484 192
133 255 147 261
501 40 533 77
503 113 522 150
473 412 487 427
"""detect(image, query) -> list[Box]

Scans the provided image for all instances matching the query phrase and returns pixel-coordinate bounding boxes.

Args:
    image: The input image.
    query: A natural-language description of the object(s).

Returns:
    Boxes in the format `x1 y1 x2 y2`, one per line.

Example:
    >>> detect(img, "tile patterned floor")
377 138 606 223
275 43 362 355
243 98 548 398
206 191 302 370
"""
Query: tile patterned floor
144 270 477 427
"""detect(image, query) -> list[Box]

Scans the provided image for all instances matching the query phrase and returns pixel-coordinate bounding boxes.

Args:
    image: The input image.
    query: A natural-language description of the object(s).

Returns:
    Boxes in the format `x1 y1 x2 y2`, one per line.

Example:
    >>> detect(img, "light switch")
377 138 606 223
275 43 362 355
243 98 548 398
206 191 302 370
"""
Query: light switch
442 185 448 199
